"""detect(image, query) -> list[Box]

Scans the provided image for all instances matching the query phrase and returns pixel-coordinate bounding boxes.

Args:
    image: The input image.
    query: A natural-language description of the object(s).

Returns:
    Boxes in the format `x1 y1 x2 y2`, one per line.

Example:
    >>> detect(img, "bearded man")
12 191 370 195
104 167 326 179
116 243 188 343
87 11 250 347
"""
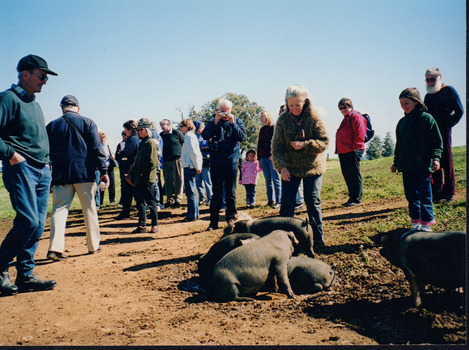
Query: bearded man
423 68 464 203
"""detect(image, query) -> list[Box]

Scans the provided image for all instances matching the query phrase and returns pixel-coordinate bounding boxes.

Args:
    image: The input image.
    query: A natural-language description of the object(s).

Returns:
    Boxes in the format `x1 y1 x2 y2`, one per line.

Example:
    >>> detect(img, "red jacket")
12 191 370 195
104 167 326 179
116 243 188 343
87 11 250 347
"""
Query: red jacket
335 111 367 154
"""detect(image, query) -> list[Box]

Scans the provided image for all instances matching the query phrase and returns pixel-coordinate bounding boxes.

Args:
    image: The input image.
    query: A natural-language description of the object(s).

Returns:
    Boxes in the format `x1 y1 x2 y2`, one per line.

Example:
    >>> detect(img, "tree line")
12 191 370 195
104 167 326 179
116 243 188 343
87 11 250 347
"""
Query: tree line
176 92 395 160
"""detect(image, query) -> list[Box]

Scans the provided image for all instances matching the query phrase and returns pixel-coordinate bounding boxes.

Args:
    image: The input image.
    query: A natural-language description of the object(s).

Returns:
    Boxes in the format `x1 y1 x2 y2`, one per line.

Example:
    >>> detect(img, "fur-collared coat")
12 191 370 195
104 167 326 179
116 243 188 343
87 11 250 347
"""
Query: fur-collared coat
272 102 329 177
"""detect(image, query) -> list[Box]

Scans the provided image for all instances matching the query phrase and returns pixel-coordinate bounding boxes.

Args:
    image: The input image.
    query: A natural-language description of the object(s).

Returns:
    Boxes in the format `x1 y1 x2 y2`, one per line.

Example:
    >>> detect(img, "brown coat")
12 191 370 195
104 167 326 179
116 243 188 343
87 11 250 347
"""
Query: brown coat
272 101 329 177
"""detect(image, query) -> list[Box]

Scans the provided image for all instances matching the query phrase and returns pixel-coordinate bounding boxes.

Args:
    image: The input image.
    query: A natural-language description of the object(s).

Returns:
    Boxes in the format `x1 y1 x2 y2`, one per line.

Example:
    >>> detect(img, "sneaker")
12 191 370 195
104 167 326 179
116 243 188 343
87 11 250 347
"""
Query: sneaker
420 225 432 232
411 223 421 230
132 226 147 233
273 203 281 209
267 201 274 207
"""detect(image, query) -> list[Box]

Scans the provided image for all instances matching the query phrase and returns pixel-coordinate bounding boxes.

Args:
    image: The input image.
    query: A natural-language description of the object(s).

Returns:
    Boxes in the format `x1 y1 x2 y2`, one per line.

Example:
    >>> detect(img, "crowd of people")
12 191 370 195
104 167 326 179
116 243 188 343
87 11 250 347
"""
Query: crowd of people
0 54 463 296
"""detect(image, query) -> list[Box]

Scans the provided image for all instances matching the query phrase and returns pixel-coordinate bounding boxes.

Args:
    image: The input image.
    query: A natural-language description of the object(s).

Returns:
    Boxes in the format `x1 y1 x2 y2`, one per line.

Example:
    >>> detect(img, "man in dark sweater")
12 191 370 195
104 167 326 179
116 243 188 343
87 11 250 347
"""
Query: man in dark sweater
0 54 57 295
424 67 464 203
159 119 184 208
46 95 109 260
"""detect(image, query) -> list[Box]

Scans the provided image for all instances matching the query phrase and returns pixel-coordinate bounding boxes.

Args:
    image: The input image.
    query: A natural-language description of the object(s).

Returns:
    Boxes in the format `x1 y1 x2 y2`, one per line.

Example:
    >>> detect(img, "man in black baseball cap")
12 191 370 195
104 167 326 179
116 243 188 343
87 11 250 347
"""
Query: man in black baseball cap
0 54 57 296
17 54 58 76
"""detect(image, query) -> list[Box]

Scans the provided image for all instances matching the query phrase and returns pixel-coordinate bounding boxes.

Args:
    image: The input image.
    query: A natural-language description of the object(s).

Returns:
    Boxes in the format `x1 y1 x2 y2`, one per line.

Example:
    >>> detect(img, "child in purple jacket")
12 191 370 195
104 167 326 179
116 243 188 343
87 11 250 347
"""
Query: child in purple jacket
239 149 262 207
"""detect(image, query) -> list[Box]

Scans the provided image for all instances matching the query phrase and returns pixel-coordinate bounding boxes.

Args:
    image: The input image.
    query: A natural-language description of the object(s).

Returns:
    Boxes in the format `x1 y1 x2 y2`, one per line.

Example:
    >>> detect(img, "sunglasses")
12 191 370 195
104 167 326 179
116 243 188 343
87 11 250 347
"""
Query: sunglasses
425 77 437 83
338 106 349 110
30 71 48 82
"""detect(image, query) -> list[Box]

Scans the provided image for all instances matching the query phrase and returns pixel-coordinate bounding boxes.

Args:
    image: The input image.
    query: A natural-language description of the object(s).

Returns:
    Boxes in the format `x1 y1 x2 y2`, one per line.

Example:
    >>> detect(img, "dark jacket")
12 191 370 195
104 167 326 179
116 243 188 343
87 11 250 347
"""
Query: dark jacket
160 129 184 162
424 85 464 133
257 125 274 159
47 111 108 185
393 107 443 173
202 116 246 165
116 131 140 174
0 86 49 166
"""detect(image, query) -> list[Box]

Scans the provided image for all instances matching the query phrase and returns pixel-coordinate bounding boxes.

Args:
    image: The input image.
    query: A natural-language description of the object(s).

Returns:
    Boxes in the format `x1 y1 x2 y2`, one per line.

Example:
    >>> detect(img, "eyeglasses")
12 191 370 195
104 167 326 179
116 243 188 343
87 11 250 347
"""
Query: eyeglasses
338 106 348 110
137 128 145 132
29 71 48 82
425 77 437 83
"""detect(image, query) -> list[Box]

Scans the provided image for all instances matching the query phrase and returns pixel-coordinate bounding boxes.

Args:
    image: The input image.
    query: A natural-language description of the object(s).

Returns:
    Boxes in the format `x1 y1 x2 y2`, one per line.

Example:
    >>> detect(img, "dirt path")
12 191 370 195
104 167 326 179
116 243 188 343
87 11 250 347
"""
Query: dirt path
0 197 465 346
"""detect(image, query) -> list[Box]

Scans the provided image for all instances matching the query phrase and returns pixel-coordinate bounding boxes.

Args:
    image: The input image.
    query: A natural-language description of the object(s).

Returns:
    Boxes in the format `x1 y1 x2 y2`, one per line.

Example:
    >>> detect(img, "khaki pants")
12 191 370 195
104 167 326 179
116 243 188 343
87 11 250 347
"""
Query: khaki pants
48 182 100 253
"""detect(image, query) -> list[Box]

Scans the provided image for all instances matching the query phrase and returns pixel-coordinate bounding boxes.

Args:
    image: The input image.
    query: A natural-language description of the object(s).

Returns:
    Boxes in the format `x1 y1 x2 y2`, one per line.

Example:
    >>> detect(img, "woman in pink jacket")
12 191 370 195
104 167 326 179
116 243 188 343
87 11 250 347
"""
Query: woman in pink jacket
239 149 262 208
335 98 367 207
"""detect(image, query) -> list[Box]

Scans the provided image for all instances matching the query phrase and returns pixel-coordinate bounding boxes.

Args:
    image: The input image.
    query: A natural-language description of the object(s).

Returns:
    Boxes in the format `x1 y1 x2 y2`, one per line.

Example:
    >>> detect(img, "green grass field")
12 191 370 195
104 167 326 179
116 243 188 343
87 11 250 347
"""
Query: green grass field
0 146 466 232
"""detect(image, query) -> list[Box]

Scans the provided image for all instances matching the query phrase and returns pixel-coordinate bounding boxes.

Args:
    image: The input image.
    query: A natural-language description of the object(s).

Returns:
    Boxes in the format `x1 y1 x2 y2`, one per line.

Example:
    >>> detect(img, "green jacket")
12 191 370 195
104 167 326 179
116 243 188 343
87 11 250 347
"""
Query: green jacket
393 108 443 173
131 137 159 185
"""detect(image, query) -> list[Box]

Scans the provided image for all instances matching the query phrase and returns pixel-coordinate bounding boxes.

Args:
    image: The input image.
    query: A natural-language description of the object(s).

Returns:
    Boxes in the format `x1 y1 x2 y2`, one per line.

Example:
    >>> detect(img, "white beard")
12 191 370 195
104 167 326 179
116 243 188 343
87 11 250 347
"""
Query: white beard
426 76 443 94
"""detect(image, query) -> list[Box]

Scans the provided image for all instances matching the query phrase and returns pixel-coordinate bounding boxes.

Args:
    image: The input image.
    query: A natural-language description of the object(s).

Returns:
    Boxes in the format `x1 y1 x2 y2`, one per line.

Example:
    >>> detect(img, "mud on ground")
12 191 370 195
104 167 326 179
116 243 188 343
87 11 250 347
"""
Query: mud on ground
0 196 466 346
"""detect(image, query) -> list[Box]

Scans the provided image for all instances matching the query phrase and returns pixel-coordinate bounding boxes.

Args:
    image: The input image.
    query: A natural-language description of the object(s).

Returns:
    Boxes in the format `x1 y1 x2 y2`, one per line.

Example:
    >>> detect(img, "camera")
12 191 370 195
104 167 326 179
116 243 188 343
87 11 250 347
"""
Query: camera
219 111 229 117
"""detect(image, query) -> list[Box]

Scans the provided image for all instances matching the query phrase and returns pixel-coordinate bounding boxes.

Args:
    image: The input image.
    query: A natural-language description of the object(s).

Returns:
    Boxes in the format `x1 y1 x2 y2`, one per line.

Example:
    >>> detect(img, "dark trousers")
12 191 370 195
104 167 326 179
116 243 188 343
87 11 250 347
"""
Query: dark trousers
432 130 455 200
100 166 115 205
120 175 136 216
135 182 158 227
339 150 363 202
209 162 238 227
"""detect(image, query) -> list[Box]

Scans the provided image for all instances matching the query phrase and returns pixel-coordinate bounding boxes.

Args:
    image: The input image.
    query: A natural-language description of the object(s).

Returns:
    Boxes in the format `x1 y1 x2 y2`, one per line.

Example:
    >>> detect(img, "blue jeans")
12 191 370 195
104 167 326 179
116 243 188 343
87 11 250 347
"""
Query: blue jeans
94 170 100 209
244 184 256 205
259 157 281 204
0 161 51 276
402 172 434 223
184 168 199 220
196 166 212 202
280 174 324 244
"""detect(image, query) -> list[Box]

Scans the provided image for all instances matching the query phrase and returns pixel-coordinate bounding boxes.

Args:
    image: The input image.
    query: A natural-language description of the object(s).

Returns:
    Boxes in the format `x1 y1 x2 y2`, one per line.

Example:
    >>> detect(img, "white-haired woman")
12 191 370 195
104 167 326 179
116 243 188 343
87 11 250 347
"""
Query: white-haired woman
129 118 159 233
272 85 329 247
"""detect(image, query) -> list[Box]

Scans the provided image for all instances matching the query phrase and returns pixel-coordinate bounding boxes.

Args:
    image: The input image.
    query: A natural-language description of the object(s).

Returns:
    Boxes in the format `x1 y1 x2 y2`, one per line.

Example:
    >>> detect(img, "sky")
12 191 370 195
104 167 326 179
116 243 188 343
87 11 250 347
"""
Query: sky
0 0 466 156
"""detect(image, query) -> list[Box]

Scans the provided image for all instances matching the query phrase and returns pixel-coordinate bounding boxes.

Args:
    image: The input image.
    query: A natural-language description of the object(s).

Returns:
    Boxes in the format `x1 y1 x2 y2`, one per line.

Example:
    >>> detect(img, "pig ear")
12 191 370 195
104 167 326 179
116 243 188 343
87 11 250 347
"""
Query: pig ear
240 238 256 245
287 231 300 245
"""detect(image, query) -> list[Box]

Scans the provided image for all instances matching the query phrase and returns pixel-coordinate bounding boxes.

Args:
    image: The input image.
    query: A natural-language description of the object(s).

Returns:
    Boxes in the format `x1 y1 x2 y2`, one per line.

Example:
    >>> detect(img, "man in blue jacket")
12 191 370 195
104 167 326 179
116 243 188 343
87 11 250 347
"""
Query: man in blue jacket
46 95 109 260
0 54 57 295
202 98 246 230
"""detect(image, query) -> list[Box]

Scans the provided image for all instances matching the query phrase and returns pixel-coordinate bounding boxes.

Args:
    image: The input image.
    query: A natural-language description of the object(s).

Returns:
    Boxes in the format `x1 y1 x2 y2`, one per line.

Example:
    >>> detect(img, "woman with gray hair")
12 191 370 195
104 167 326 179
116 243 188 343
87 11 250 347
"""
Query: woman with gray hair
272 84 329 247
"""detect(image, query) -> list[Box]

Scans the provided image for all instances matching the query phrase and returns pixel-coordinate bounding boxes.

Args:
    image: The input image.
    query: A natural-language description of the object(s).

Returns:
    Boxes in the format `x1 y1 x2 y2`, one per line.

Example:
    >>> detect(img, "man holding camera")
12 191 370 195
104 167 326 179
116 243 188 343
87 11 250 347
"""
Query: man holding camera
202 98 246 230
